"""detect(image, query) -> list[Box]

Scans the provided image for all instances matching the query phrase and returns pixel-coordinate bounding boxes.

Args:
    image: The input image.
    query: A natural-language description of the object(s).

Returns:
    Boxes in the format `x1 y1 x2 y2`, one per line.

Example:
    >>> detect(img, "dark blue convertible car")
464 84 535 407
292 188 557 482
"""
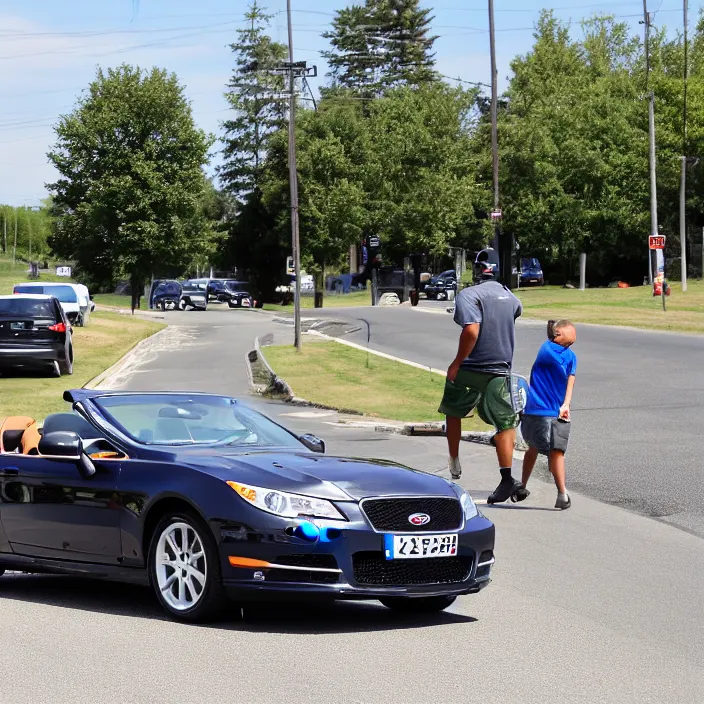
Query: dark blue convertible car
0 391 495 622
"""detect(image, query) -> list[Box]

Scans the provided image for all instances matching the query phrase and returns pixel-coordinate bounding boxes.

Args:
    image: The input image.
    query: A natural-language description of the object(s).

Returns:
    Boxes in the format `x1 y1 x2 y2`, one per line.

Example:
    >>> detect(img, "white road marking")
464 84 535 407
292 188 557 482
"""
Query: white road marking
279 410 337 418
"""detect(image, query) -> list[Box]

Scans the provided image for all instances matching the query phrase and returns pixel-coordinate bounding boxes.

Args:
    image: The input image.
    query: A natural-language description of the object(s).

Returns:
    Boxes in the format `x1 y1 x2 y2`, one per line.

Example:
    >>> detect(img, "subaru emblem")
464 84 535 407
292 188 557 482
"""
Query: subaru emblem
408 513 430 526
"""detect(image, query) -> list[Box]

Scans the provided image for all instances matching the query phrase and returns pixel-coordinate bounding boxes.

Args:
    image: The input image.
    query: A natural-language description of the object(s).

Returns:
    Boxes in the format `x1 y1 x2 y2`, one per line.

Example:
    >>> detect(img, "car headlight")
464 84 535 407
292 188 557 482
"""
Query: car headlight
460 491 478 521
227 481 346 520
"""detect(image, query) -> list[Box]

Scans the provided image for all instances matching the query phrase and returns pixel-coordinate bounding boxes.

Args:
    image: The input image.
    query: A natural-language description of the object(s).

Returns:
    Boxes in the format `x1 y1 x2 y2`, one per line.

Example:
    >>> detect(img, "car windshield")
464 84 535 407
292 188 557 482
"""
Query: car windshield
183 282 206 292
15 285 77 303
93 394 305 447
0 299 55 318
521 258 541 269
155 282 181 295
226 281 249 292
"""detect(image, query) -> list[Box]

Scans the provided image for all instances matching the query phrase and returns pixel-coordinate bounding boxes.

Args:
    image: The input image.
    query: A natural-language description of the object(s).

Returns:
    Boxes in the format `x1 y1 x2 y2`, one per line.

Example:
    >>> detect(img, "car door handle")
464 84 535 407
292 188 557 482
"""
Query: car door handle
0 468 19 476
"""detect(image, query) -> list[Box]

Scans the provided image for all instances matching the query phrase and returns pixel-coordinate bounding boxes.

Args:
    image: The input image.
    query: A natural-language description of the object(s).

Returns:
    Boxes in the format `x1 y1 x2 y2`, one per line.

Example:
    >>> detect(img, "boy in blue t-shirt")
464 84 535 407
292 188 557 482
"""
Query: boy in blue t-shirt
520 319 577 510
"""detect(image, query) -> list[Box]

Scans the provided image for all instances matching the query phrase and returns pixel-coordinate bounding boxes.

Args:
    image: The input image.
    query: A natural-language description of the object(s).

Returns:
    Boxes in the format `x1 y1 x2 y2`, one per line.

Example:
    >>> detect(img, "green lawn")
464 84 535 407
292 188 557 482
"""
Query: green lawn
263 340 489 429
93 293 148 310
0 259 75 294
513 279 704 334
0 311 164 421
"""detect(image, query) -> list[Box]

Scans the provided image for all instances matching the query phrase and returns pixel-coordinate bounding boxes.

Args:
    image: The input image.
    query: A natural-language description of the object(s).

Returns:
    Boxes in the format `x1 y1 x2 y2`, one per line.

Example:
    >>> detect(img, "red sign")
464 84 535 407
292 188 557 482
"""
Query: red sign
649 235 666 250
490 209 502 221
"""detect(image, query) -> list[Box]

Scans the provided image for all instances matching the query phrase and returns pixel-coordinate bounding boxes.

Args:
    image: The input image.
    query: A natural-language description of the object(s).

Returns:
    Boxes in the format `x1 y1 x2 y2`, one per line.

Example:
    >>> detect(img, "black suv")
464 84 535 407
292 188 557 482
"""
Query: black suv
424 270 457 300
0 294 73 376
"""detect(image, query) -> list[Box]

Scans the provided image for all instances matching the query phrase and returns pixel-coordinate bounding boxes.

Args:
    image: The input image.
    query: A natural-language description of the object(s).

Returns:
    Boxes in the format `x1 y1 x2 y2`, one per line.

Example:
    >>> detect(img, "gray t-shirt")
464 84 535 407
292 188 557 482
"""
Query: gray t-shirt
453 280 522 374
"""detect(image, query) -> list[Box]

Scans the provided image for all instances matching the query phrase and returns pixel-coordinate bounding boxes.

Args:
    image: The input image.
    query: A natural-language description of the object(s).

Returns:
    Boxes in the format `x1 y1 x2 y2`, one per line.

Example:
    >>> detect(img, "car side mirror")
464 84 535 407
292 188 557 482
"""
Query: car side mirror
299 433 325 454
38 431 96 477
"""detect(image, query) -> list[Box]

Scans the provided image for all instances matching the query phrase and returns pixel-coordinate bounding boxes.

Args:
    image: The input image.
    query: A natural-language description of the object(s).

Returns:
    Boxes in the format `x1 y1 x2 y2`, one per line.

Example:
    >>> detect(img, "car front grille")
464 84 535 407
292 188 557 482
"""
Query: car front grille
267 554 340 584
352 552 472 586
361 497 463 532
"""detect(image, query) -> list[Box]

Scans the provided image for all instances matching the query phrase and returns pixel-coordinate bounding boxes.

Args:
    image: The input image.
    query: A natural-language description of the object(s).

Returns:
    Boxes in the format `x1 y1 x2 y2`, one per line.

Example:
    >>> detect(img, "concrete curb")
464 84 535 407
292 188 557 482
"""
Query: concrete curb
246 333 527 450
83 326 171 390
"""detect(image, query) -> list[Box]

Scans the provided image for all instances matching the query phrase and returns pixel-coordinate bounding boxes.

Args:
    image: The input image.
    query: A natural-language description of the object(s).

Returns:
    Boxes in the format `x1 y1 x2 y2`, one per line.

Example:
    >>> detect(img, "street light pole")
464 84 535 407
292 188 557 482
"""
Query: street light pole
488 0 499 254
287 0 301 351
680 0 689 292
643 1 659 285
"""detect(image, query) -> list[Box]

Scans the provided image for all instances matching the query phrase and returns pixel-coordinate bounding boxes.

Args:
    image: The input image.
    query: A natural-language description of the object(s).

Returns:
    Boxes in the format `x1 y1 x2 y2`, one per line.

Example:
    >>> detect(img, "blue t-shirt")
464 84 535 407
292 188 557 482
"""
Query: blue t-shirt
524 341 577 417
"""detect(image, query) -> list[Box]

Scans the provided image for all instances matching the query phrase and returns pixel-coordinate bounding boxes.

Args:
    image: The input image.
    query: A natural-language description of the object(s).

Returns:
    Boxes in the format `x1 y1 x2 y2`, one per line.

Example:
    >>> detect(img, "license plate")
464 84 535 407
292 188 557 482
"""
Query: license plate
384 533 458 560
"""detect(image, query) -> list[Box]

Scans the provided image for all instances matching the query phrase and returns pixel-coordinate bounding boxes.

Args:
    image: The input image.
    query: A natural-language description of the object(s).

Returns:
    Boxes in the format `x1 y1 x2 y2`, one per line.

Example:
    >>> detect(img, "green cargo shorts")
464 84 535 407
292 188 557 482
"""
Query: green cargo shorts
438 368 519 432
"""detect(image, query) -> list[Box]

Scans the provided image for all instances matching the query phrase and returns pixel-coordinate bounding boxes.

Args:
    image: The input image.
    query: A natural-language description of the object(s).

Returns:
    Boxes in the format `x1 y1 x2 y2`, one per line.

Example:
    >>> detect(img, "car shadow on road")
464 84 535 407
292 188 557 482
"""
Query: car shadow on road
0 574 478 634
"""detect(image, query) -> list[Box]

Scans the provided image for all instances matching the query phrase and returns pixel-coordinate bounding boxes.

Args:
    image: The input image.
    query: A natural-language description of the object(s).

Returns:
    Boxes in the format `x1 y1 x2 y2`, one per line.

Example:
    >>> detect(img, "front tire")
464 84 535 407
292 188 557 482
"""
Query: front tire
379 595 457 614
148 512 227 623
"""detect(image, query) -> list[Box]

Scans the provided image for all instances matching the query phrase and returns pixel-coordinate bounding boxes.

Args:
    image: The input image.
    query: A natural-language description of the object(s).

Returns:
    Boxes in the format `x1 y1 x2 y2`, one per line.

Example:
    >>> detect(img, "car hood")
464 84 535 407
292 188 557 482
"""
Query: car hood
187 450 457 502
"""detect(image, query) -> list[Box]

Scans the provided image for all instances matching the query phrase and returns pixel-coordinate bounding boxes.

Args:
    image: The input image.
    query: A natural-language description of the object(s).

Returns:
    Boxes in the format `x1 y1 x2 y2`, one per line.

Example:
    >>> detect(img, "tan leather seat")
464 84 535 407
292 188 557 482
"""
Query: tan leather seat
21 422 41 455
0 416 35 453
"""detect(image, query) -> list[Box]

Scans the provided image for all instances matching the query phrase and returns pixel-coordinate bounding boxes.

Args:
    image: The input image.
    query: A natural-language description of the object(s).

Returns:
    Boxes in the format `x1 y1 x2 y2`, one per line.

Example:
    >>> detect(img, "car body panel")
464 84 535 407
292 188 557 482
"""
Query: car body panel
0 390 495 602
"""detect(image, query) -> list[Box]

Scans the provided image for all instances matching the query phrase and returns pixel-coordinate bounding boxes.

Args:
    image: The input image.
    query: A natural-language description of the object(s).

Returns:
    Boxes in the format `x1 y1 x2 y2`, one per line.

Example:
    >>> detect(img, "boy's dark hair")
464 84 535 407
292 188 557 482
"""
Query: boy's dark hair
547 319 573 341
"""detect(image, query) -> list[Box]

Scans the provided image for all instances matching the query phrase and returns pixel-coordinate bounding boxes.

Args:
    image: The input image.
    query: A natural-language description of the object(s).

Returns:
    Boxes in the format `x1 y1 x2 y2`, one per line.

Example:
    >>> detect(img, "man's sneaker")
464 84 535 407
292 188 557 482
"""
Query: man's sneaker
448 456 462 480
487 478 529 504
555 493 571 510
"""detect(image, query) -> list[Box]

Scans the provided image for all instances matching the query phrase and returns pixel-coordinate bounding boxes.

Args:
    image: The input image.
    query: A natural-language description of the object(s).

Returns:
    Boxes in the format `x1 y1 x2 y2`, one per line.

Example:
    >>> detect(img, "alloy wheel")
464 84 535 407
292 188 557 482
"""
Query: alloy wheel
155 521 208 612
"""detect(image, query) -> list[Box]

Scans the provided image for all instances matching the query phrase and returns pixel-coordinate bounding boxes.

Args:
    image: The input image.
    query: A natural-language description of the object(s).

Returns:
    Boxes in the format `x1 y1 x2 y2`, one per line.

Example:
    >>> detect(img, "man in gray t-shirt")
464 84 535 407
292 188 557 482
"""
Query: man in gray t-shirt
438 267 529 504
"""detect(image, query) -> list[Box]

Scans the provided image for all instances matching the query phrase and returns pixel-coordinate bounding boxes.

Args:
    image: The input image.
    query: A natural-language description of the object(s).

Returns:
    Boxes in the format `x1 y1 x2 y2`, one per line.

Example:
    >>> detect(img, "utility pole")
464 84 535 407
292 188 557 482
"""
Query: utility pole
13 209 17 265
643 1 659 286
488 0 500 255
680 0 689 292
286 0 302 351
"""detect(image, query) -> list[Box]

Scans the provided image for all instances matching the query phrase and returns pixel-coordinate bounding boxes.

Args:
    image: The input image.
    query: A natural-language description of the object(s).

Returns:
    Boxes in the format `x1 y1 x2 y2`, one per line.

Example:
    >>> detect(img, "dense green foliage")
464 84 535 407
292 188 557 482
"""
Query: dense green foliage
47 65 217 306
32 3 704 293
0 204 52 262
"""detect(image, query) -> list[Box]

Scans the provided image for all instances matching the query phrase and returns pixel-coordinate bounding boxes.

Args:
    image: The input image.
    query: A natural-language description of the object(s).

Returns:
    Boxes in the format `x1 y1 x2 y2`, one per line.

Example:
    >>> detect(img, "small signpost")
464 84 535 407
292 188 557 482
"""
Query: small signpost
490 209 502 221
649 235 668 310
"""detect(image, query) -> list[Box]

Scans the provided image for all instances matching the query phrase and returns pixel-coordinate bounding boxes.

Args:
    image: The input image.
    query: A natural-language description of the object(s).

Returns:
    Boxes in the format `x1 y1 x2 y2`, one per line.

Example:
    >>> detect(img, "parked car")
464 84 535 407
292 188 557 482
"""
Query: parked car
223 280 254 308
179 281 208 311
425 270 457 300
149 280 183 311
518 257 544 286
473 248 500 283
0 389 494 623
0 294 73 376
13 282 86 325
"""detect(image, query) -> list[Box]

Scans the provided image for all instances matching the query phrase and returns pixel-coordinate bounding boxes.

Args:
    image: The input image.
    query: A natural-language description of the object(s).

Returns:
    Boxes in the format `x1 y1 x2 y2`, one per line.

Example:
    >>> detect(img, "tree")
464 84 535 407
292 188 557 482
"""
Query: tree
322 0 438 94
374 0 438 88
219 1 288 200
48 64 214 310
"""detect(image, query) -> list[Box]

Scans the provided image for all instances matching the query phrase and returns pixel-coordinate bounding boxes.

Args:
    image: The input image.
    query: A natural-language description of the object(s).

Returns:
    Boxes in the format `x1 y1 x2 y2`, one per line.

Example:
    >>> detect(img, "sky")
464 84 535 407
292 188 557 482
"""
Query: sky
0 0 689 206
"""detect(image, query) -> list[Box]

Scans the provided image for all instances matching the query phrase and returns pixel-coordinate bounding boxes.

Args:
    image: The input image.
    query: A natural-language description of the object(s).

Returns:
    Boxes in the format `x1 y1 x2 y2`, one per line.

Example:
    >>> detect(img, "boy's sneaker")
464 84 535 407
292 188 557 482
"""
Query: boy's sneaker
555 492 571 510
487 478 529 504
448 456 462 480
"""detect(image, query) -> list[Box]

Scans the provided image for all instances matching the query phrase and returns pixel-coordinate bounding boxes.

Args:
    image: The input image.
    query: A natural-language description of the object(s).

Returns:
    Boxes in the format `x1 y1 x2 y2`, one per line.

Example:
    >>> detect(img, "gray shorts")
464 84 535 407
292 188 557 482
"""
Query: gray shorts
521 414 571 455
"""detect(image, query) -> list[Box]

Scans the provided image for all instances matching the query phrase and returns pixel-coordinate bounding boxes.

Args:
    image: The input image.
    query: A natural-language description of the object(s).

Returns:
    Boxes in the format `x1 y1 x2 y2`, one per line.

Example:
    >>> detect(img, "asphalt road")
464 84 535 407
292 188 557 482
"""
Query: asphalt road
303 302 704 538
2 308 702 704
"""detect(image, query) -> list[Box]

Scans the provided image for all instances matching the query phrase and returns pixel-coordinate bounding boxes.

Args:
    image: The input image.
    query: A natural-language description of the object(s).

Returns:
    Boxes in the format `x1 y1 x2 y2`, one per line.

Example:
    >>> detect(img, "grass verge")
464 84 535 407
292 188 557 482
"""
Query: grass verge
0 259 75 294
263 340 490 429
0 311 164 420
514 280 704 333
92 293 147 310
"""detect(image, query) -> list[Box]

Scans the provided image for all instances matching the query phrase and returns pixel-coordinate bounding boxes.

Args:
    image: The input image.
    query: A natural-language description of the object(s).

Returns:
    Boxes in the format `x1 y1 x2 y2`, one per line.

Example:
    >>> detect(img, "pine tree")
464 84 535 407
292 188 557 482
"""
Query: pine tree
322 5 385 95
322 0 438 94
376 0 438 88
219 2 288 200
